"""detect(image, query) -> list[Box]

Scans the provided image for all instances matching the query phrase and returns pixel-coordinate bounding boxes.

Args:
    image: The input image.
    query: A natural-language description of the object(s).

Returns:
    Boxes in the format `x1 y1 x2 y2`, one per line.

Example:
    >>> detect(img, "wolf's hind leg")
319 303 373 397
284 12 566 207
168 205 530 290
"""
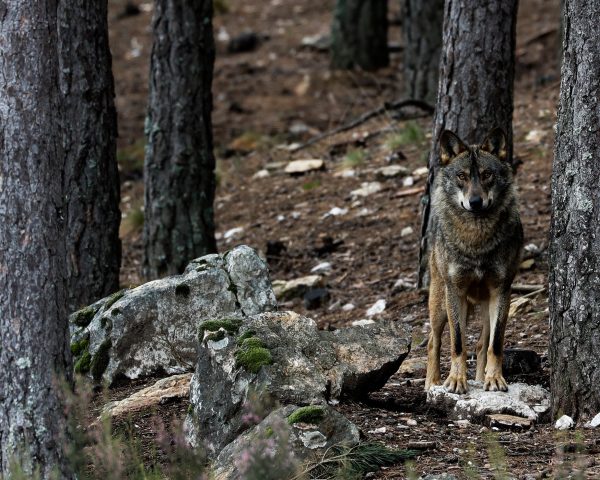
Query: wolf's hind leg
485 289 510 391
426 267 446 390
476 300 490 382
443 286 469 394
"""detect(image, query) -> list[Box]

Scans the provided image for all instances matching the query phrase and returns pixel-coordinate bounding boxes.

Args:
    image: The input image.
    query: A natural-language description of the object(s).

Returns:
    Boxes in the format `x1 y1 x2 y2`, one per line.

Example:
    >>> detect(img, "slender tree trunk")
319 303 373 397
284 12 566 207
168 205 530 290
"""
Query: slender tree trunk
331 0 389 70
401 0 444 103
0 2 72 477
143 0 218 280
60 0 121 312
549 0 600 421
417 0 518 287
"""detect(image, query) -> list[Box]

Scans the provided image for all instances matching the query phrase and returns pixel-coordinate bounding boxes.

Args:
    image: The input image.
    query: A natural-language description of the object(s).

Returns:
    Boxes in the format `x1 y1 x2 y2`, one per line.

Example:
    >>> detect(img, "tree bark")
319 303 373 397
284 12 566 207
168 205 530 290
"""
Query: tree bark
0 2 72 477
143 0 218 280
331 0 389 70
60 0 121 312
417 0 518 287
549 0 600 421
401 0 444 103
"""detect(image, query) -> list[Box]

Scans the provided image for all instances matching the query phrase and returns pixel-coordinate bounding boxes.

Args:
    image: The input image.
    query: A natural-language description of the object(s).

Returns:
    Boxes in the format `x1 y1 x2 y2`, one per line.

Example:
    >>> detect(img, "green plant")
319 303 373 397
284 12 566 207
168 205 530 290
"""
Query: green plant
235 337 273 374
386 121 425 150
342 149 366 168
287 405 325 425
302 180 321 191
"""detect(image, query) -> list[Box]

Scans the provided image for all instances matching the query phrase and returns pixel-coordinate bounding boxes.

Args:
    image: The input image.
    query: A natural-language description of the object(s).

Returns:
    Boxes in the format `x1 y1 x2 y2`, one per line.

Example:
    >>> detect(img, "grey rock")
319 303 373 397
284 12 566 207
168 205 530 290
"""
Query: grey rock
185 311 410 456
69 245 276 385
427 381 550 423
213 404 359 480
272 275 323 300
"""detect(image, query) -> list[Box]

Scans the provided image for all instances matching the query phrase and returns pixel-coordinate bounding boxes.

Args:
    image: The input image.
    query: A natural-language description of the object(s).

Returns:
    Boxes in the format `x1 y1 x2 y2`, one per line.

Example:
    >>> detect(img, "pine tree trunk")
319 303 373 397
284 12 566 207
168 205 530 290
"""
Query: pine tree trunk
143 0 218 280
549 0 600 421
417 0 518 287
331 0 389 70
401 0 444 103
60 0 121 312
0 2 72 477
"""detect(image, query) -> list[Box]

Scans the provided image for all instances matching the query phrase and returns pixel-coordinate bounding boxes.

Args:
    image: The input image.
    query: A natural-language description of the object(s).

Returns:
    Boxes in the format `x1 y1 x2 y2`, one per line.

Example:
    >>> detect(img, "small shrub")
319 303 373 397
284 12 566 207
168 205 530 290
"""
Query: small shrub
342 149 366 168
385 121 425 150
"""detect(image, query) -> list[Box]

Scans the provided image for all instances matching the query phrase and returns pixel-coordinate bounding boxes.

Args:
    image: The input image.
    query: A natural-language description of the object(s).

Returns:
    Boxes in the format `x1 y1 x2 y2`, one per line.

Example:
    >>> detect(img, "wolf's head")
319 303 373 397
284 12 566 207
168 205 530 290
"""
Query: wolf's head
436 128 513 215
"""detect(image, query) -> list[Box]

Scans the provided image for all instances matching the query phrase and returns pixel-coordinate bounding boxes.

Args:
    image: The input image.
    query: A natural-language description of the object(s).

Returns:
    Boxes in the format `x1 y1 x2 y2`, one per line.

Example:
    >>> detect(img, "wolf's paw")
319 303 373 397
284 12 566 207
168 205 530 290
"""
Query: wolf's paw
484 373 508 392
425 376 441 391
443 374 468 394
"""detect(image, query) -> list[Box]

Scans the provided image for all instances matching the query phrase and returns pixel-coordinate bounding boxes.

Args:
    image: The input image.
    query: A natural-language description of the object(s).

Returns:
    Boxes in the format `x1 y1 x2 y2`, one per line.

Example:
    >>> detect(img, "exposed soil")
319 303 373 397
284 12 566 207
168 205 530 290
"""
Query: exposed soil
102 0 600 478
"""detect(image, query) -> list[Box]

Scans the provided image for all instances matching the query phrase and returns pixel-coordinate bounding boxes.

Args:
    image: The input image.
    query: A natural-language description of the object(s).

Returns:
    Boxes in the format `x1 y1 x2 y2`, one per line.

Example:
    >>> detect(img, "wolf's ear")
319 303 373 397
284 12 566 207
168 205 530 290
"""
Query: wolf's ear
480 128 507 161
439 130 468 165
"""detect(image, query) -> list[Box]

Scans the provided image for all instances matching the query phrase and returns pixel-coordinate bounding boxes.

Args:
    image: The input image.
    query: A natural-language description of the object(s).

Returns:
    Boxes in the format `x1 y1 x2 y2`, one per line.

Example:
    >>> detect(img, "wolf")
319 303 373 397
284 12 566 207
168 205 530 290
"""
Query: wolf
425 128 523 394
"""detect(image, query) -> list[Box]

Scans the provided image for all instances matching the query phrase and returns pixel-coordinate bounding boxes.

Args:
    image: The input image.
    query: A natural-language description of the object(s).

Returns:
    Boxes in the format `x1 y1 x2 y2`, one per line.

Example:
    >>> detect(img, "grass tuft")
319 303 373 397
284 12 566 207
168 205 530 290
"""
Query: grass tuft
385 121 425 150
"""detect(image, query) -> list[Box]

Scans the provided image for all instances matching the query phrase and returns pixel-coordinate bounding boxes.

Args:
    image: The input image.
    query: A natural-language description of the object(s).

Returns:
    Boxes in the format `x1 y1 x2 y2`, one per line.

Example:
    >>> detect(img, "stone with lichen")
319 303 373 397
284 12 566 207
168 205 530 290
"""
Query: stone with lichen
69 245 276 384
184 310 411 457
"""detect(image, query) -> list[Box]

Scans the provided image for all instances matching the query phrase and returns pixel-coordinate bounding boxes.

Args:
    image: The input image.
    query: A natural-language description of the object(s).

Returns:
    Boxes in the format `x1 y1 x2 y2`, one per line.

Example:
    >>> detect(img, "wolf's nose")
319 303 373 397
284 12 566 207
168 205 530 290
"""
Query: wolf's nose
469 196 483 210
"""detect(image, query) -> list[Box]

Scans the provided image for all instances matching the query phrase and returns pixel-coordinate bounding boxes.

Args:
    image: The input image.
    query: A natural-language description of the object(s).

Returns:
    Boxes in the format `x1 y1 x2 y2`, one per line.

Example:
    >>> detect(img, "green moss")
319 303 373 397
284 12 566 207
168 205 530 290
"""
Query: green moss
287 405 325 425
198 318 243 338
264 426 274 438
71 306 97 328
70 337 89 357
90 340 112 382
236 331 257 345
104 289 125 310
74 351 91 374
235 337 273 374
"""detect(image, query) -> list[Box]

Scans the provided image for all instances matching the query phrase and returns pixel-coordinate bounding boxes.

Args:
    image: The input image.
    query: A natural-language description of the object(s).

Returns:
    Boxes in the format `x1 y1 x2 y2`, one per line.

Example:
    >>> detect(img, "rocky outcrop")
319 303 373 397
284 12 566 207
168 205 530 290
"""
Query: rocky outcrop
69 246 276 385
213 404 360 480
184 310 411 456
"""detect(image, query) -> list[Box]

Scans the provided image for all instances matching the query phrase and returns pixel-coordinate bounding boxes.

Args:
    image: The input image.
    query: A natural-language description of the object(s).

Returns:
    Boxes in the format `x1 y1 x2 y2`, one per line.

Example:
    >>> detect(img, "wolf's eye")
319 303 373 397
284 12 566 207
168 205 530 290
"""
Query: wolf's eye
457 172 467 181
481 170 492 180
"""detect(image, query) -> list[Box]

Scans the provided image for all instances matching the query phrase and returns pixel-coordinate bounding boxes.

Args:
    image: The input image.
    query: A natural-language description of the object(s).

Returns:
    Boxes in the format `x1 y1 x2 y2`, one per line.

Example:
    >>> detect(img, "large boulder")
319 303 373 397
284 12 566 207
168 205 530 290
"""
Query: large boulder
213 404 360 480
184 310 410 456
69 246 276 385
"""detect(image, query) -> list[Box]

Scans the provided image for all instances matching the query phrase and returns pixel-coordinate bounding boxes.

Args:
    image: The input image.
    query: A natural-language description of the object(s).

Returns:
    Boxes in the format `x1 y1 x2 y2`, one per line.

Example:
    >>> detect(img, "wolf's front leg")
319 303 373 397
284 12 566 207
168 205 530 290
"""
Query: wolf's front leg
443 287 468 394
485 288 510 391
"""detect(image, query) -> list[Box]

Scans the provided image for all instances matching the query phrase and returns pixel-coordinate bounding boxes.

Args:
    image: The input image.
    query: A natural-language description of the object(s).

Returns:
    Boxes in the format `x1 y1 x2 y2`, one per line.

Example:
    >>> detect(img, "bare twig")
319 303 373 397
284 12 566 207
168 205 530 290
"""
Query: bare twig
290 99 434 153
511 283 545 293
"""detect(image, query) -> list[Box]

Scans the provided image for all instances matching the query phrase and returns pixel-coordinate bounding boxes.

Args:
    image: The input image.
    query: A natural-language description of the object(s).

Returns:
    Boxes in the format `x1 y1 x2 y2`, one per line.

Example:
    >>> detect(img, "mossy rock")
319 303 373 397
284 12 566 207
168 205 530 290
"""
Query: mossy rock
234 337 273 374
198 318 243 339
74 351 92 374
236 330 256 345
287 405 325 425
70 337 89 357
90 339 112 382
71 306 97 328
104 289 126 310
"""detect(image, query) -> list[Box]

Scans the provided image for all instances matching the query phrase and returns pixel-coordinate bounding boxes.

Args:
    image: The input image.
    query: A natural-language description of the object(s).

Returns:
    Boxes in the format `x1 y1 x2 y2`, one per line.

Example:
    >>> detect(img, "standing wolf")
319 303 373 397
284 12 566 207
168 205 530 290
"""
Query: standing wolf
425 128 523 394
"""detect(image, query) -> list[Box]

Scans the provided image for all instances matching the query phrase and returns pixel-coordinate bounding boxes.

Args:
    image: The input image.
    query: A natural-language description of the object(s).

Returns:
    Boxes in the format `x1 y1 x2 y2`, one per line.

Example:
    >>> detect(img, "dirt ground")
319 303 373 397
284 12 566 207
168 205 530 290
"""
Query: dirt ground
105 0 600 478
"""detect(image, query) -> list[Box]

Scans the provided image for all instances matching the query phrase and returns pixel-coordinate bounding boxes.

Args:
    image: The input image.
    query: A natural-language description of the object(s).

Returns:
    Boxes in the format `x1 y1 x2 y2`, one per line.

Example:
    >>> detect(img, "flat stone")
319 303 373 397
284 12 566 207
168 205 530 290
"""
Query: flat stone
427 381 550 423
284 159 324 174
101 373 192 419
399 356 427 377
350 182 382 197
375 165 409 178
272 275 323 300
486 414 532 430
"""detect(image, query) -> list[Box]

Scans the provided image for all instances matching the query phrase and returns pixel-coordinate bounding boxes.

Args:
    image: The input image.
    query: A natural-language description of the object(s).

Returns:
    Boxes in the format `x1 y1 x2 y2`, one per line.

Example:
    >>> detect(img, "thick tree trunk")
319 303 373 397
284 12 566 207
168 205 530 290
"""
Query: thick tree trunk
549 0 600 421
0 2 72 477
417 0 518 287
331 0 389 70
60 0 121 312
401 0 444 103
143 0 218 280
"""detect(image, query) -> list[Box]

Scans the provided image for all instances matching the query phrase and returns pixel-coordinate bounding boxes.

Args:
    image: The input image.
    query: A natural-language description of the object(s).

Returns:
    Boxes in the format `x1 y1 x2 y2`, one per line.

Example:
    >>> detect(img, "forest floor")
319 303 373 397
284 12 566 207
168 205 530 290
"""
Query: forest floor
104 0 600 478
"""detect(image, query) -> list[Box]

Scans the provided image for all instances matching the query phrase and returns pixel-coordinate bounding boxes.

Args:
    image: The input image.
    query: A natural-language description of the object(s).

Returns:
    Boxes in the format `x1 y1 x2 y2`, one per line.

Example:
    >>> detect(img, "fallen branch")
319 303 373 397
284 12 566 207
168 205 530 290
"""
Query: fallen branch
511 283 545 293
393 186 425 198
290 99 434 153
